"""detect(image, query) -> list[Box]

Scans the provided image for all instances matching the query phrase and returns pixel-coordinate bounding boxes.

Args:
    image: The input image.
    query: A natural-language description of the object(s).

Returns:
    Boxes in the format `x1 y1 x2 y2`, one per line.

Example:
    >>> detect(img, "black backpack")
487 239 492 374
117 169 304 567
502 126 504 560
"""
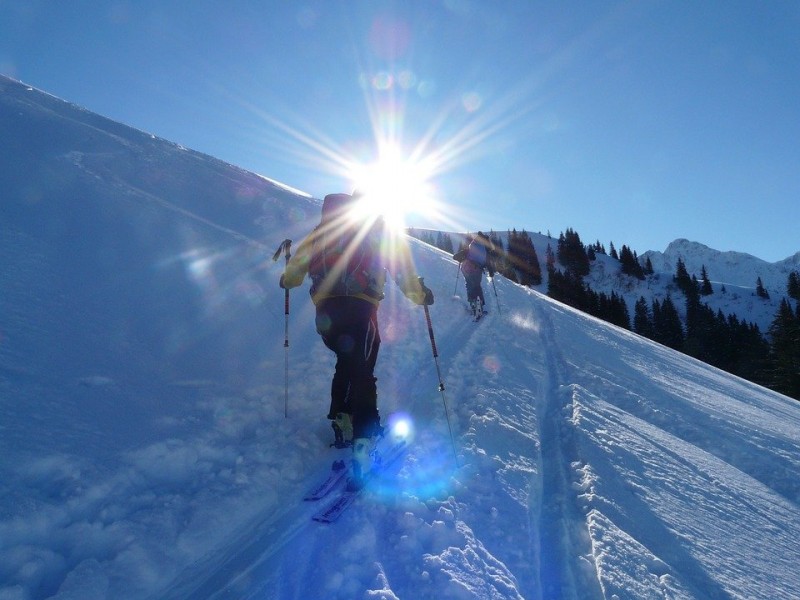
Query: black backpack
307 194 386 299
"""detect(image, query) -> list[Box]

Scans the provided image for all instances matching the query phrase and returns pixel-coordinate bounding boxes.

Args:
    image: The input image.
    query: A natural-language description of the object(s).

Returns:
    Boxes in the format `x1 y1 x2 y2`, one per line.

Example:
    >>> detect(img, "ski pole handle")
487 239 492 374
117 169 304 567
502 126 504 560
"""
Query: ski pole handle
273 239 292 340
272 238 292 262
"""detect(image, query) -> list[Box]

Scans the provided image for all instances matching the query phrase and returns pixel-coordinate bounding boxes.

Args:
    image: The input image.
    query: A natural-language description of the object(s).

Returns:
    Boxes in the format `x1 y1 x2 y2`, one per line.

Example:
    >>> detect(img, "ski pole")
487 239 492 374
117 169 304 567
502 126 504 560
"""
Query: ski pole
272 239 292 418
453 262 462 296
422 297 459 467
489 274 501 314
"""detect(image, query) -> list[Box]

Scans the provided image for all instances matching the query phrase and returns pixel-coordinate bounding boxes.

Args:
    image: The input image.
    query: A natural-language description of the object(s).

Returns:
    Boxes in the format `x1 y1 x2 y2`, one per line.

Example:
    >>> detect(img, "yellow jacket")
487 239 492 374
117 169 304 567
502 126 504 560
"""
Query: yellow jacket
281 217 429 306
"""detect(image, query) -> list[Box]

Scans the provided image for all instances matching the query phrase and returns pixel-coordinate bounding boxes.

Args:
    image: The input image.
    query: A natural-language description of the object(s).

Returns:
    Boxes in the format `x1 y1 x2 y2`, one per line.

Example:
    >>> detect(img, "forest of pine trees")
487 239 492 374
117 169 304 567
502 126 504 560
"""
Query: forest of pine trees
556 228 590 277
504 229 542 286
407 229 455 254
408 227 800 400
768 295 800 398
632 258 798 397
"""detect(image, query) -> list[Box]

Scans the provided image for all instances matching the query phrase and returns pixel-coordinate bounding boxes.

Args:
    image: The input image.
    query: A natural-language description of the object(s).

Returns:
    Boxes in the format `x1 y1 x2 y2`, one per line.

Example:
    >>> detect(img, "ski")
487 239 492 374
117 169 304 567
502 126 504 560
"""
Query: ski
312 440 407 523
303 459 347 501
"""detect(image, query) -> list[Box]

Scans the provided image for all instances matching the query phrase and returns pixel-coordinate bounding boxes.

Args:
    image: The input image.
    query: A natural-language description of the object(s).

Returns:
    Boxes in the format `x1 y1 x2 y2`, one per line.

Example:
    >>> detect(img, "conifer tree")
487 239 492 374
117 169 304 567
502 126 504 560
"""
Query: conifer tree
500 230 515 283
739 321 771 387
445 233 454 253
674 258 696 297
486 231 508 280
619 245 645 279
525 233 543 286
787 271 800 301
513 230 538 283
756 277 770 299
514 230 542 286
634 296 653 338
684 293 717 363
700 265 713 296
557 228 590 277
768 298 800 398
609 291 631 329
545 244 555 272
652 295 684 350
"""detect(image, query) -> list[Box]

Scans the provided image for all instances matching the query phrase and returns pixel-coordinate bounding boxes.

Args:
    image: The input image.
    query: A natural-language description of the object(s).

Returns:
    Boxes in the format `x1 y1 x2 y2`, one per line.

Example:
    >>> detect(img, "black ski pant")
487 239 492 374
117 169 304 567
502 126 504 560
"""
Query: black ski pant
315 296 381 440
464 271 485 308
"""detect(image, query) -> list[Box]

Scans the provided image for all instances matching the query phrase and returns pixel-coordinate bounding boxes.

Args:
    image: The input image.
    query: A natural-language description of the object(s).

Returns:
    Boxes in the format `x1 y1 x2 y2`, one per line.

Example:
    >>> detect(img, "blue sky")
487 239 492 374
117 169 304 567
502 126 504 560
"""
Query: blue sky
2 1 798 262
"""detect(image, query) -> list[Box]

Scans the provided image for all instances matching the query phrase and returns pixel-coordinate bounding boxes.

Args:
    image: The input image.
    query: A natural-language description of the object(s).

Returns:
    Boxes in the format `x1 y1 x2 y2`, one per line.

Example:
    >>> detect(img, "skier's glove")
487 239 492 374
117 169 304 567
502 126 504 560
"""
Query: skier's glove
419 280 435 306
279 274 288 289
400 275 434 305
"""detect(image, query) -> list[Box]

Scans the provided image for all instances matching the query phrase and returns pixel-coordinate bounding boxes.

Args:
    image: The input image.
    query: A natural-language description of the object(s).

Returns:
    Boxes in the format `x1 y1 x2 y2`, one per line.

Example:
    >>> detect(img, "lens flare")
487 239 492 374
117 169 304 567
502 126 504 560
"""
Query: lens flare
386 412 414 443
482 354 501 374
393 419 410 438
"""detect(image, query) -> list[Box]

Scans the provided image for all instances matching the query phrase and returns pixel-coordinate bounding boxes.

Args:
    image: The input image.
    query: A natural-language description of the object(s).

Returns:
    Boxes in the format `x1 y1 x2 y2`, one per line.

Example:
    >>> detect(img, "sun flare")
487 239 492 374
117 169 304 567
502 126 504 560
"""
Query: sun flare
349 144 437 229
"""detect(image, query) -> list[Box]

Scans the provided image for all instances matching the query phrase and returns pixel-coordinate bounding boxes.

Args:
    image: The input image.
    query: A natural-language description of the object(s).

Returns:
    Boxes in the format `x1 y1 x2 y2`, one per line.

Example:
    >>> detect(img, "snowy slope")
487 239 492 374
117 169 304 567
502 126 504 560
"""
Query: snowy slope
2 75 800 600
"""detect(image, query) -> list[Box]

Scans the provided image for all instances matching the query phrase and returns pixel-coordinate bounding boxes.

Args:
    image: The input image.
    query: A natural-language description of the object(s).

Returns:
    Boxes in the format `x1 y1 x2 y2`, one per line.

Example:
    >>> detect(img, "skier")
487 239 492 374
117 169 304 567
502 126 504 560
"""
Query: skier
279 191 434 487
453 231 495 319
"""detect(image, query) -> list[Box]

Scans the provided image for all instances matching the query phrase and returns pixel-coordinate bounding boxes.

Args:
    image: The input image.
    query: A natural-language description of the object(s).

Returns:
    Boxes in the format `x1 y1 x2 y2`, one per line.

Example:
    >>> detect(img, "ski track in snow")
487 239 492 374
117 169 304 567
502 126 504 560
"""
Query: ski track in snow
534 301 605 600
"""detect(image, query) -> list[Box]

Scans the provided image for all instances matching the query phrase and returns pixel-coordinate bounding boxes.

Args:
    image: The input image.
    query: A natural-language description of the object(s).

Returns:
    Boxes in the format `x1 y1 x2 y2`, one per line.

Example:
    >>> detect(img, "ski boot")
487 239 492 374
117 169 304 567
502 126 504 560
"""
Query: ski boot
330 413 353 448
349 437 377 491
470 300 484 321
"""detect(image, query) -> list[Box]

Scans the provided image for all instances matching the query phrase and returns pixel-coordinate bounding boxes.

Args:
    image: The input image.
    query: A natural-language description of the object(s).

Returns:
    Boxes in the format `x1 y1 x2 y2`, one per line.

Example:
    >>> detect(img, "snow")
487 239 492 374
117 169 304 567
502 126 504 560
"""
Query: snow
3 74 800 599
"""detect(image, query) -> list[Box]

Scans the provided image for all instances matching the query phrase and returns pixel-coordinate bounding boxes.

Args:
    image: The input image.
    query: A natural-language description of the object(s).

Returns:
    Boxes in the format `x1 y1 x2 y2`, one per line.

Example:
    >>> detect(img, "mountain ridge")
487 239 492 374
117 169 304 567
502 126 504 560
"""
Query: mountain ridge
643 237 800 289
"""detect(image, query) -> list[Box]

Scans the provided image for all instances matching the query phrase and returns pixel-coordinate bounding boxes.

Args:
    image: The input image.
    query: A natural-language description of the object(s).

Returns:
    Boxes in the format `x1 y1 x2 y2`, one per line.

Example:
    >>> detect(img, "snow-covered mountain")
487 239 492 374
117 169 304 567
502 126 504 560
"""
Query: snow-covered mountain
644 238 800 291
640 239 799 328
584 237 793 334
424 229 798 335
3 75 800 600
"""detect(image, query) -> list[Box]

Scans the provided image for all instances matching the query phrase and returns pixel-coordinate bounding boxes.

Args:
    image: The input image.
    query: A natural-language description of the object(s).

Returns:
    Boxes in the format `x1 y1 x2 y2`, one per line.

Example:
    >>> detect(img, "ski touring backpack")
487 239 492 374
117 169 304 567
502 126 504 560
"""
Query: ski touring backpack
307 194 386 300
466 237 488 267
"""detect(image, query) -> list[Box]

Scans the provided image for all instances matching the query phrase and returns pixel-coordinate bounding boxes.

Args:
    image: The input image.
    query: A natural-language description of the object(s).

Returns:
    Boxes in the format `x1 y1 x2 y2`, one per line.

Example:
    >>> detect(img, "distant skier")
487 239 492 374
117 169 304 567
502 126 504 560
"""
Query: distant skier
279 191 434 487
453 231 495 319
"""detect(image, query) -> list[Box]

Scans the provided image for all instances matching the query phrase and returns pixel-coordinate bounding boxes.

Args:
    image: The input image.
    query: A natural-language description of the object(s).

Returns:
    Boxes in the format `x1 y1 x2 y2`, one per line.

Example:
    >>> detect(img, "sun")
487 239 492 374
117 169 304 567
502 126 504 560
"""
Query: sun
349 143 437 229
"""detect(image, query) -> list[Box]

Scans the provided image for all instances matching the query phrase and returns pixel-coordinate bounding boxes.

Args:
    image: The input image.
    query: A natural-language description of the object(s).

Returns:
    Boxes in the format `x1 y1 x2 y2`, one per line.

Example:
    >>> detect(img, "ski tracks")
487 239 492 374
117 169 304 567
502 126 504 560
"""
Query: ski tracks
436 304 545 598
437 295 609 599
531 302 605 600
